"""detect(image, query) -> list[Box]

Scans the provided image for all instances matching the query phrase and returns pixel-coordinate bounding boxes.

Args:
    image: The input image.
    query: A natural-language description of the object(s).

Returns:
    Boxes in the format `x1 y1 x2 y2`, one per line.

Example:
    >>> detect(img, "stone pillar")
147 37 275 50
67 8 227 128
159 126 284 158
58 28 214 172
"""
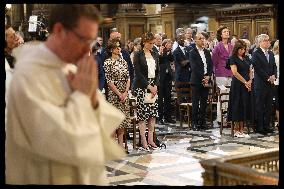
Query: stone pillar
233 18 237 36
251 18 256 40
115 4 147 43
11 4 24 27
160 4 193 39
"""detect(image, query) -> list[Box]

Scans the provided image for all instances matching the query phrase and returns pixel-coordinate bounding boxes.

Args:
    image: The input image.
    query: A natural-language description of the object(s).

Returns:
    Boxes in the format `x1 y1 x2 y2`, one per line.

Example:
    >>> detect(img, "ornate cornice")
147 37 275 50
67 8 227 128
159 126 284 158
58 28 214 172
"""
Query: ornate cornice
216 6 276 20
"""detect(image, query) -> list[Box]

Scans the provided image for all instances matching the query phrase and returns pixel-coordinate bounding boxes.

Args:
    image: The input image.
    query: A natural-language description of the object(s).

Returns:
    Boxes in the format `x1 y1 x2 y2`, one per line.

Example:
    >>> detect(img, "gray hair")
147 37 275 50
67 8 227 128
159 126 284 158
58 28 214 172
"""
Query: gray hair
176 28 185 36
241 38 251 49
257 34 269 44
155 34 162 39
133 37 141 45
162 38 172 46
185 28 193 33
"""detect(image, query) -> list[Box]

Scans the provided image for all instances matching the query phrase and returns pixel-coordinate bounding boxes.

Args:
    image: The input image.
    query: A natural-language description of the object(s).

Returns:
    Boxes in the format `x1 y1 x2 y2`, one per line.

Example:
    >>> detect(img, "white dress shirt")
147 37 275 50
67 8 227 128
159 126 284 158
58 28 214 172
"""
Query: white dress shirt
197 47 207 74
179 45 186 55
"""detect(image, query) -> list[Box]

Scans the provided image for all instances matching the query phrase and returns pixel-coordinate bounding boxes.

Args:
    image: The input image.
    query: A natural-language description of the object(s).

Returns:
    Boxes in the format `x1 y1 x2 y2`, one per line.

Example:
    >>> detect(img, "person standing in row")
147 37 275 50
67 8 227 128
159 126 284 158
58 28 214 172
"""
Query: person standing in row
158 39 176 124
133 32 160 151
189 33 213 131
252 34 277 135
173 34 191 104
104 38 131 148
212 26 233 125
227 40 253 138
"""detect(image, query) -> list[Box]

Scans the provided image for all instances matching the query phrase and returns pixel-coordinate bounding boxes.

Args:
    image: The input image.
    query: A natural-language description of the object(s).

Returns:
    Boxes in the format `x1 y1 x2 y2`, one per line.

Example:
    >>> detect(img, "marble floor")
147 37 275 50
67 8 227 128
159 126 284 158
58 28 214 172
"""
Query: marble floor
106 121 279 186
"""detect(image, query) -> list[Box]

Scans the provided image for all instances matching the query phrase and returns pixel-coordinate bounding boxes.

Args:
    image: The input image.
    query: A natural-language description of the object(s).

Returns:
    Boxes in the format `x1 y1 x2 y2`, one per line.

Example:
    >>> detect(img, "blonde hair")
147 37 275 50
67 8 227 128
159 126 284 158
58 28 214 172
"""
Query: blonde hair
272 40 279 55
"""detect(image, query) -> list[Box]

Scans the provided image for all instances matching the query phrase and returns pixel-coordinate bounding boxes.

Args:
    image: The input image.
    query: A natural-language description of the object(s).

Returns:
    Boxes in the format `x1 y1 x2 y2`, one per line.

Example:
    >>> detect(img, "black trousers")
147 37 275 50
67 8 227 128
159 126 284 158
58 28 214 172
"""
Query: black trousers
255 88 274 130
158 74 172 120
191 85 209 125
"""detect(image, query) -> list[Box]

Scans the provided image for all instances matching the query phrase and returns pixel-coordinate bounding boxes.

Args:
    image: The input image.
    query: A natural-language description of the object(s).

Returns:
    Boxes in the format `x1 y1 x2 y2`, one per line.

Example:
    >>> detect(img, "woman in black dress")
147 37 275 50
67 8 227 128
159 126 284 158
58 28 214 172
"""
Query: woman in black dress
227 40 253 138
132 32 160 151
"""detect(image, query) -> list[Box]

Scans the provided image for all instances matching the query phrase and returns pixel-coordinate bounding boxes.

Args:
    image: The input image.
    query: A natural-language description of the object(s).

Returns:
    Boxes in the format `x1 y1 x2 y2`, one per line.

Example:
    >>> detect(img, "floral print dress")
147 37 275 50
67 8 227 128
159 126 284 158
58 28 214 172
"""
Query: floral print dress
104 57 130 128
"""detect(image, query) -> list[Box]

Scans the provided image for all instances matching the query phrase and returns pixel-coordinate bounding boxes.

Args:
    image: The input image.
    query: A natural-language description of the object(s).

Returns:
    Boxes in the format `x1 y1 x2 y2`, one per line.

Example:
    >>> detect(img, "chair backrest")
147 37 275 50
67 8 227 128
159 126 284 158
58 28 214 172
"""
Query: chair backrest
175 81 192 103
211 73 218 102
219 86 231 110
129 97 137 117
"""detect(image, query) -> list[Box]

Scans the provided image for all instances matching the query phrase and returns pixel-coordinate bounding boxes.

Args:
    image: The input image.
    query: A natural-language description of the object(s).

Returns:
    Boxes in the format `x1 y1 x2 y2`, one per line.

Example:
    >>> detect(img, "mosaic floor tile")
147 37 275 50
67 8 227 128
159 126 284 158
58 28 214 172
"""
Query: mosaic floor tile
108 125 279 186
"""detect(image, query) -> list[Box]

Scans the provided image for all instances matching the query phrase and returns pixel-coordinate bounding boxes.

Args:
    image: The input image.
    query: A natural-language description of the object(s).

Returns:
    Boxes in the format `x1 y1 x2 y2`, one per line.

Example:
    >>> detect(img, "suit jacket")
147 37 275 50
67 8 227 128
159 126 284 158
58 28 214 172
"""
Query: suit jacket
121 49 134 86
159 49 174 81
94 55 105 91
252 47 277 90
189 47 213 87
132 50 160 89
152 45 159 54
173 46 191 82
211 42 233 77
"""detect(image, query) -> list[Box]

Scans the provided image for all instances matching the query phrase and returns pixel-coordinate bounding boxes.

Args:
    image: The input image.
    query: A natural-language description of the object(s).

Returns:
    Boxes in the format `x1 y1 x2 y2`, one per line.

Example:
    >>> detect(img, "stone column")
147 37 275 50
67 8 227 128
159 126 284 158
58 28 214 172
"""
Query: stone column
11 4 24 27
115 4 147 43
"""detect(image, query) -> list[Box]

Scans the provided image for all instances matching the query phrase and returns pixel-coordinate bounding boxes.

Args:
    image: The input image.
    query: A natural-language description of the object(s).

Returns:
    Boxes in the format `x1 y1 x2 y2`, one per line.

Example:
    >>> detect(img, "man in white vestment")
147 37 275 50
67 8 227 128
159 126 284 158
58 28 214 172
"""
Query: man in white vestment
5 4 126 185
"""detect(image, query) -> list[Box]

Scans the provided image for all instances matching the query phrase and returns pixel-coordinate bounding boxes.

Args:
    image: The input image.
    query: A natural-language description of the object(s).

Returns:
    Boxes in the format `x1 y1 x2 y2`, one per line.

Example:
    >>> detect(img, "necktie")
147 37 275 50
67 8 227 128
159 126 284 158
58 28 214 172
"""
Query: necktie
265 51 269 63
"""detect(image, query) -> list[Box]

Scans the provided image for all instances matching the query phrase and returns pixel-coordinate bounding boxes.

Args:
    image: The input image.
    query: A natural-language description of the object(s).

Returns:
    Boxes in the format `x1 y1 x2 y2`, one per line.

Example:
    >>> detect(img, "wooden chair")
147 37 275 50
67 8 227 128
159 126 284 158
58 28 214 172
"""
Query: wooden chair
218 85 231 135
175 82 192 128
125 97 139 150
206 86 217 128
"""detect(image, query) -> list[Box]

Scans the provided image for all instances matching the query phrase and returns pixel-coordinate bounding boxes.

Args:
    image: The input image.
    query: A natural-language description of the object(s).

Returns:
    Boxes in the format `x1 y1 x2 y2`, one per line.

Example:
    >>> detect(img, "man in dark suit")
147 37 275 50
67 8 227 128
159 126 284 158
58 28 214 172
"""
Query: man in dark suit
173 34 192 104
252 34 277 135
91 43 105 91
189 33 213 131
157 39 176 124
173 34 192 82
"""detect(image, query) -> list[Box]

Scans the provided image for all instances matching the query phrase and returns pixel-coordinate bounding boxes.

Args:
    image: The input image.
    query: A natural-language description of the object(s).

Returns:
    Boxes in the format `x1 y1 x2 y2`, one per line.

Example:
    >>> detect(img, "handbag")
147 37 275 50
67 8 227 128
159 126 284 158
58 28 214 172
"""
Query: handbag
144 92 158 103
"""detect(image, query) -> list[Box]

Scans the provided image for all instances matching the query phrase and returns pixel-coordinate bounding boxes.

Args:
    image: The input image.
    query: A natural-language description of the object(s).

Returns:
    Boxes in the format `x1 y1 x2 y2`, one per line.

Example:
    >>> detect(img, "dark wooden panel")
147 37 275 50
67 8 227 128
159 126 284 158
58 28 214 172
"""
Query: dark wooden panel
129 24 144 40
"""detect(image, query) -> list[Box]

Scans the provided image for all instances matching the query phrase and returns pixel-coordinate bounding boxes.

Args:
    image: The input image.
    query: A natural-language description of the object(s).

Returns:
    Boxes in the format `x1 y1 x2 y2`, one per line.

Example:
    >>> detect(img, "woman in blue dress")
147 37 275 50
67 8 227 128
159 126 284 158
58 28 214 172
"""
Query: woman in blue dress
227 40 253 138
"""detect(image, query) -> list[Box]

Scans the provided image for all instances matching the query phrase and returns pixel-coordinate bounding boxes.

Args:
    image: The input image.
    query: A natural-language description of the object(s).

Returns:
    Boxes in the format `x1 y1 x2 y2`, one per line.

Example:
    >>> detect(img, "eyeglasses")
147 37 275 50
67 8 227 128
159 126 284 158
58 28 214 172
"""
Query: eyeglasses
69 29 96 46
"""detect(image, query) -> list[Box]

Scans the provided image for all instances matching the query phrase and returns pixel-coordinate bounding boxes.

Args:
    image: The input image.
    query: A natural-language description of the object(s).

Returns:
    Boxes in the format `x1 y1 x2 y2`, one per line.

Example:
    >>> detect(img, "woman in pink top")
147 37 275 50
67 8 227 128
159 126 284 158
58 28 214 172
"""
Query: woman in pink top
212 26 233 125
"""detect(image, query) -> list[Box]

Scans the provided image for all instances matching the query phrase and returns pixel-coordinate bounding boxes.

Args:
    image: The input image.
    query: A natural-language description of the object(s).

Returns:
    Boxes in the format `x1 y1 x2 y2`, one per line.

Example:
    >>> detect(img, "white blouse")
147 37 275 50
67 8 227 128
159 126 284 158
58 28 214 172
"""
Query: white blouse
145 54 156 79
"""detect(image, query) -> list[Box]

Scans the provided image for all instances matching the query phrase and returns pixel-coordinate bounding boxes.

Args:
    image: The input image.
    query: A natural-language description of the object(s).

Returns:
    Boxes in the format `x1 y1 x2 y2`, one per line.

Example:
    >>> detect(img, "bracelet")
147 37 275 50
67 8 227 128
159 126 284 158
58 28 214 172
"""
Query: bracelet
244 81 247 84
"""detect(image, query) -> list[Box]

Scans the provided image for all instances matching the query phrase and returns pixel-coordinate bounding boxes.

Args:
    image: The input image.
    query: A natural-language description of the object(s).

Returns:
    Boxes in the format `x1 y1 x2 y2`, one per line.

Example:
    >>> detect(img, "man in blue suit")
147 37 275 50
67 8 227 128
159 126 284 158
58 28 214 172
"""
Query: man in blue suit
252 34 277 135
173 34 191 84
172 34 192 110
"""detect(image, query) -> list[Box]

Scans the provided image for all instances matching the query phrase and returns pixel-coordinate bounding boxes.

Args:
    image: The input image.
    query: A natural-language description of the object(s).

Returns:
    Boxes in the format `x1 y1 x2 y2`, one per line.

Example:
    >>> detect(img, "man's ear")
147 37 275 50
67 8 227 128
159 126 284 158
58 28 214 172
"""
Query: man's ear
53 23 66 37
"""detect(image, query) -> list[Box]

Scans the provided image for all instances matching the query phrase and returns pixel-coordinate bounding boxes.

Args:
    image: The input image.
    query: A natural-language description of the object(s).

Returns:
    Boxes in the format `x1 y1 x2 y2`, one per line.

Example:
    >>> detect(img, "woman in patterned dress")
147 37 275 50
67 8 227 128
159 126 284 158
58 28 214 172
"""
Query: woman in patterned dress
132 32 160 151
104 38 130 148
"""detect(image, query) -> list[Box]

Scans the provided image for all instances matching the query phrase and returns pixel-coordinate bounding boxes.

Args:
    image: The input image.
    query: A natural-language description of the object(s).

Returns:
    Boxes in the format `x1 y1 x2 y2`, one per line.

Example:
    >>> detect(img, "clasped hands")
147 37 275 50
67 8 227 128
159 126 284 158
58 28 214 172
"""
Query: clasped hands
244 80 252 91
67 54 99 108
267 75 276 84
118 91 128 103
202 76 210 84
